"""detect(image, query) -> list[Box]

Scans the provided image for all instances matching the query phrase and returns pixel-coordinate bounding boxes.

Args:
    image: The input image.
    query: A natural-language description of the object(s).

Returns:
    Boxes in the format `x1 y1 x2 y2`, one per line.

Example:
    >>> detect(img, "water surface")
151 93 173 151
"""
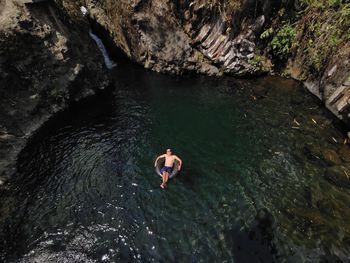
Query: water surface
1 65 350 262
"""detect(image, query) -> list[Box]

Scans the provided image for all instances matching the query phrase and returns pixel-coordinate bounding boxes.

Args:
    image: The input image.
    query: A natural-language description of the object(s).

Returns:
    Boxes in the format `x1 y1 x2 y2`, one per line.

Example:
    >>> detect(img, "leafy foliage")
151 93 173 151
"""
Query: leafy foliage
260 28 273 39
260 24 296 60
204 0 241 16
294 0 350 72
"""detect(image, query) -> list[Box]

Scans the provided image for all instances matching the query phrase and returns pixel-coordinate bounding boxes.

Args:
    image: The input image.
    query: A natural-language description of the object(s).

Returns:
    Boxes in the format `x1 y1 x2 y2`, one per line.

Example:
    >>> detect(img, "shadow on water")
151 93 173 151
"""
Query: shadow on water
227 208 277 263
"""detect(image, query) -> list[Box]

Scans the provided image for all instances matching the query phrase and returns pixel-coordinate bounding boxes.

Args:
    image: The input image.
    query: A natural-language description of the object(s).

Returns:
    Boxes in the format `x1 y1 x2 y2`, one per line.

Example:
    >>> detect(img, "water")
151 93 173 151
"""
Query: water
1 64 350 262
89 30 116 69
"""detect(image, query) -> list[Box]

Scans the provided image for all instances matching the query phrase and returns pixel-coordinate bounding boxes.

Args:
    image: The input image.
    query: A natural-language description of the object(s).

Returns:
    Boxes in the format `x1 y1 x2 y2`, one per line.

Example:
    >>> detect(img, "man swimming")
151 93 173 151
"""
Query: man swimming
154 149 182 189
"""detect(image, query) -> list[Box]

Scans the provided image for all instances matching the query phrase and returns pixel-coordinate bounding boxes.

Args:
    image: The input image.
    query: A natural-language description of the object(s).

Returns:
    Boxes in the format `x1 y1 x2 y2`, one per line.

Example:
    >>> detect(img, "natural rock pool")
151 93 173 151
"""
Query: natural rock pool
1 64 350 262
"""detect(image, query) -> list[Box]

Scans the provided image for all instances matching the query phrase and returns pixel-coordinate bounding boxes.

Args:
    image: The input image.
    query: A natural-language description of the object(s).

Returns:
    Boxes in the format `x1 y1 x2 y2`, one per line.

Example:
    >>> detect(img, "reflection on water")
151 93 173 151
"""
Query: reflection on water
0 65 350 262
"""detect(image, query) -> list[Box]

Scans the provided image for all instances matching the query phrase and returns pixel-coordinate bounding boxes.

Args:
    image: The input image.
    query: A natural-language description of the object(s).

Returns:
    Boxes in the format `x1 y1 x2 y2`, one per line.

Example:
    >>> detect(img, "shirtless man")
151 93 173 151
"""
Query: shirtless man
154 149 182 189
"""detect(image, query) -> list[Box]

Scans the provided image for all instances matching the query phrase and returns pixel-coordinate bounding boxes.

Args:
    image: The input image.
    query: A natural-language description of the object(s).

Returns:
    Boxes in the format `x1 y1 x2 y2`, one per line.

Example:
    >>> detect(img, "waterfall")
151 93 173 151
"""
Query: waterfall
89 30 117 70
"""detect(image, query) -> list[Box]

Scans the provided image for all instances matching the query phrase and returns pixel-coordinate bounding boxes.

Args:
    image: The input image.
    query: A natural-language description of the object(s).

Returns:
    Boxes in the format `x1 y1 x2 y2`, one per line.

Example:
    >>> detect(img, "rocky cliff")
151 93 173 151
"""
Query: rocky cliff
77 0 349 122
0 0 109 185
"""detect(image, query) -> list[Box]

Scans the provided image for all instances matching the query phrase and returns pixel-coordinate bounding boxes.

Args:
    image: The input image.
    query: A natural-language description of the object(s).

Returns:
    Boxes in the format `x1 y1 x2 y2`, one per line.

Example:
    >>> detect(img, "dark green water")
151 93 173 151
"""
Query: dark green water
1 65 350 262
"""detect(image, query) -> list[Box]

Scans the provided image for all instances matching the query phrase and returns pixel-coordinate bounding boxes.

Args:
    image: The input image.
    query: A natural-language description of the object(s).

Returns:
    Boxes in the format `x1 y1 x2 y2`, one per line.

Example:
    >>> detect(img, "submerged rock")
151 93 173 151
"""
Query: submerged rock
338 146 350 163
324 166 350 188
321 149 342 166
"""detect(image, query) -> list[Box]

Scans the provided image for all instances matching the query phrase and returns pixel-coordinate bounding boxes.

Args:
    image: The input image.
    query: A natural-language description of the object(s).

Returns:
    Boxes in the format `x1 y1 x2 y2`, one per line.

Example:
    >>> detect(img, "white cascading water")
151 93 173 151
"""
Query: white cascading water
89 30 117 70
81 6 116 69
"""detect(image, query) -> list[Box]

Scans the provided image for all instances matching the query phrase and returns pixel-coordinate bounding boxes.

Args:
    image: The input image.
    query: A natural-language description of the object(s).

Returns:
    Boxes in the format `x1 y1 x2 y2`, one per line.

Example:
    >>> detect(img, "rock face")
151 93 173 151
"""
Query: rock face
81 0 276 76
83 0 221 76
73 0 350 124
0 0 108 183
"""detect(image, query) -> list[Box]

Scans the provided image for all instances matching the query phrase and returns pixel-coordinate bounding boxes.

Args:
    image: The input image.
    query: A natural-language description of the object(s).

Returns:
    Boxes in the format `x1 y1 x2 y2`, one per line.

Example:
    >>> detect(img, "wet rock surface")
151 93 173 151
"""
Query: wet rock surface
0 0 108 184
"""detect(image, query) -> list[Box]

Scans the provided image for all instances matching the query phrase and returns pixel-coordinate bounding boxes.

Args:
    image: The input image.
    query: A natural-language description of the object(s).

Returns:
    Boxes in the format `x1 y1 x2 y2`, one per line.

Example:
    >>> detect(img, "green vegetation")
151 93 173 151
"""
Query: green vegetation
261 23 296 60
298 0 349 10
257 0 349 76
248 54 263 67
247 54 262 68
295 1 350 73
204 0 241 17
247 54 272 72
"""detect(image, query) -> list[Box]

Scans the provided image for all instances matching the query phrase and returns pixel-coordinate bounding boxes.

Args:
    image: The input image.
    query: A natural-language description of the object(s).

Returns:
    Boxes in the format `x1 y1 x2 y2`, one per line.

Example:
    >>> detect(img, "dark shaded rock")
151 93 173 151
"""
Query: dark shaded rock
0 1 108 183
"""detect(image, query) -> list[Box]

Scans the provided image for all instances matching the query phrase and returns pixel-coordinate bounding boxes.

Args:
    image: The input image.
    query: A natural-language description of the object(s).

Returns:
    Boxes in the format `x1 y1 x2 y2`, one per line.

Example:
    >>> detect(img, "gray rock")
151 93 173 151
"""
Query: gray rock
247 53 255 59
344 75 350 86
327 64 337 77
250 15 265 33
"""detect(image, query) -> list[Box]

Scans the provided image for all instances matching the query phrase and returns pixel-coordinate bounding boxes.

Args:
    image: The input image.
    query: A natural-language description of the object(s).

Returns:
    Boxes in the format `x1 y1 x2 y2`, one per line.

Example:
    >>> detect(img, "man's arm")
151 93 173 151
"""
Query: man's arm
174 155 183 170
154 154 166 167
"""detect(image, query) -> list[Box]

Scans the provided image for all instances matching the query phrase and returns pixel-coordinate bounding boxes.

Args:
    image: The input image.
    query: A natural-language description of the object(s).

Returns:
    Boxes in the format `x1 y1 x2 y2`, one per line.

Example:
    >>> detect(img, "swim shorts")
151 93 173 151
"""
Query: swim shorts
160 166 173 174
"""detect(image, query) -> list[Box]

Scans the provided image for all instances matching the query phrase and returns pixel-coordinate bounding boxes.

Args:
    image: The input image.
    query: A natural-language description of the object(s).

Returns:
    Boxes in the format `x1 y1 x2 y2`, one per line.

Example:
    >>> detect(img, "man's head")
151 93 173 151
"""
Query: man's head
166 148 172 155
